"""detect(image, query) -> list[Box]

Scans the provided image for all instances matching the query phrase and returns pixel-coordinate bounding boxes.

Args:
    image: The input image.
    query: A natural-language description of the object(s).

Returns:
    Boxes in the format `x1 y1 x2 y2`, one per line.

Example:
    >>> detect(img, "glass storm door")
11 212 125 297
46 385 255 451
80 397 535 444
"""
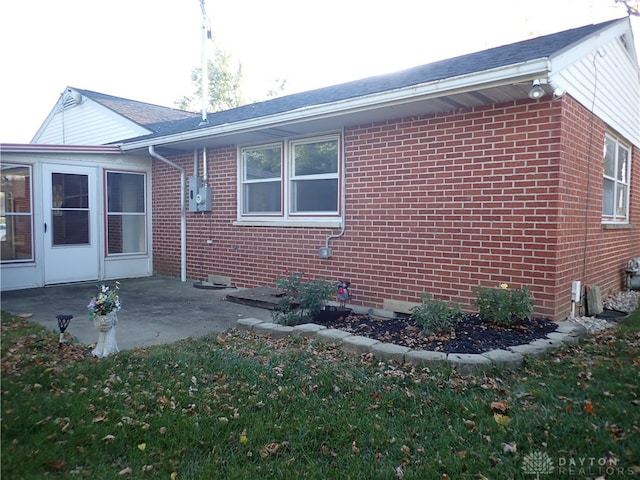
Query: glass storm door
43 165 99 284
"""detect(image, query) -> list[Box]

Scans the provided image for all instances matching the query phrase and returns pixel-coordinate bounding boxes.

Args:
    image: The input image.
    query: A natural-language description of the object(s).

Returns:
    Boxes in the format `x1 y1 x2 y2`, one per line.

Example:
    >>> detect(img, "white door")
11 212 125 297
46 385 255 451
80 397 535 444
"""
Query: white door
42 164 100 284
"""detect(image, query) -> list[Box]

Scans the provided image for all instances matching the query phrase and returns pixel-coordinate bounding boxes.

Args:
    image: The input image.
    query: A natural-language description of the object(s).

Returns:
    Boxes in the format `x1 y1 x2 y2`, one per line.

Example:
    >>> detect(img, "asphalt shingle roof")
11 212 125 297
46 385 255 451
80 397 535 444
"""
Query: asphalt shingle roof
111 18 621 144
76 88 200 127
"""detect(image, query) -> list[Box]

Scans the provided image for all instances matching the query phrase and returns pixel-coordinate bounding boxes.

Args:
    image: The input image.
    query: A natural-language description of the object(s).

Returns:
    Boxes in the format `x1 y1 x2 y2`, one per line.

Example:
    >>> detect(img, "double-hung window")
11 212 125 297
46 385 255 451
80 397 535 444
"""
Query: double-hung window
0 163 33 262
602 133 631 223
239 134 340 223
106 171 147 254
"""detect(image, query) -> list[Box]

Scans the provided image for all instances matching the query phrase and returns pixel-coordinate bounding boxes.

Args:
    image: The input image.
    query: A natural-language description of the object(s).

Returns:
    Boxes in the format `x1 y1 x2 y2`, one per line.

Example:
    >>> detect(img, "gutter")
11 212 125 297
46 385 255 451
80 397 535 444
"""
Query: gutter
148 145 187 283
119 59 550 152
0 144 122 154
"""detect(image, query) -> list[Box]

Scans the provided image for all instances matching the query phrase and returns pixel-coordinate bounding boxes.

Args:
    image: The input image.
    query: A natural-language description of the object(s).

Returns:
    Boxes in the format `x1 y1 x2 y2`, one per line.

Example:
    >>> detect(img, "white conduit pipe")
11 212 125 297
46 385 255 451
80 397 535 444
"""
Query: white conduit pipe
323 127 347 250
202 147 208 186
149 145 187 282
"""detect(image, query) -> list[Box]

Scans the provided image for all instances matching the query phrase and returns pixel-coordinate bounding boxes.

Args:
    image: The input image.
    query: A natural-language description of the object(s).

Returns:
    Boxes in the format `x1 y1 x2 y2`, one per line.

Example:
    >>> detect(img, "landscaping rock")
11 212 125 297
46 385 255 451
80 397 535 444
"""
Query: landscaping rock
268 325 296 339
546 331 581 345
508 343 550 356
482 349 524 368
405 350 448 366
236 318 265 331
316 329 354 342
555 321 588 337
340 335 380 354
529 337 565 351
253 322 281 334
371 343 411 363
292 323 327 338
447 353 492 374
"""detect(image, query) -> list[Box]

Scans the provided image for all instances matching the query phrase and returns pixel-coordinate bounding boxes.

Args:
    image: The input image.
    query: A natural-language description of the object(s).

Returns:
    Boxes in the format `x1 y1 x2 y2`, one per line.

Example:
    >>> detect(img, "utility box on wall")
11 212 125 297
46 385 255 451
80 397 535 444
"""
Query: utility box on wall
188 176 212 212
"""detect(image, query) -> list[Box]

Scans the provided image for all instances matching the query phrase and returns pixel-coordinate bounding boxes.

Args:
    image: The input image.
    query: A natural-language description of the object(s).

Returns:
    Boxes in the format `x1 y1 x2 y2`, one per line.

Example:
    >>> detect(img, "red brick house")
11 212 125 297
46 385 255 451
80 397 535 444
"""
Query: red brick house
2 18 639 320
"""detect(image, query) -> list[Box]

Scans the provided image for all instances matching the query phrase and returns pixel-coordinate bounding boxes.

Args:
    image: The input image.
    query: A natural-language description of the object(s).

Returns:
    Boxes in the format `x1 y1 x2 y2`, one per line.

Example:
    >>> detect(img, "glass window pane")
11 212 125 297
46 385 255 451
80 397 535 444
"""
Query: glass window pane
602 178 615 215
107 215 146 254
52 210 89 245
603 136 616 178
52 173 88 208
292 179 338 212
244 146 282 180
293 140 338 176
106 172 146 255
244 181 281 213
616 184 627 216
1 164 33 262
617 146 629 182
107 172 145 212
1 215 33 261
1 164 31 213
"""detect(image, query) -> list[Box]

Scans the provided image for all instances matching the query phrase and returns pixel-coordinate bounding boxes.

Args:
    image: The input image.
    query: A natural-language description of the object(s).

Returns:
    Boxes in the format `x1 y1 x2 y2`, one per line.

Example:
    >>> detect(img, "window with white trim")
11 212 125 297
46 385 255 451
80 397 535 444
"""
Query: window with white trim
0 163 33 262
240 135 340 221
602 133 631 223
106 171 147 254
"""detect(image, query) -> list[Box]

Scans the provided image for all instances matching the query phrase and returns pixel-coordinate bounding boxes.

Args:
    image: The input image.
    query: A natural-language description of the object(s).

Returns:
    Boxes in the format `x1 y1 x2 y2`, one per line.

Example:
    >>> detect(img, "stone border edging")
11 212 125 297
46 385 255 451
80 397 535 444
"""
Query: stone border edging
236 318 588 374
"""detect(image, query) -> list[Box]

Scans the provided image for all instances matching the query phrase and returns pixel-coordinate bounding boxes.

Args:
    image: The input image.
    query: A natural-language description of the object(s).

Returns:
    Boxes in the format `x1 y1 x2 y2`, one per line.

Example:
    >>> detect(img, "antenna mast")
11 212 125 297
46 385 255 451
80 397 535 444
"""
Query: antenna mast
199 0 211 126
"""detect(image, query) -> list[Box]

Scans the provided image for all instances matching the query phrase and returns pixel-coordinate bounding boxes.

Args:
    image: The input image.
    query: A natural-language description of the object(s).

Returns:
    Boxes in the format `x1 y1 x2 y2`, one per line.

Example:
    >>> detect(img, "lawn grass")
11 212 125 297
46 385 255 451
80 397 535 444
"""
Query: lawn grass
2 309 639 479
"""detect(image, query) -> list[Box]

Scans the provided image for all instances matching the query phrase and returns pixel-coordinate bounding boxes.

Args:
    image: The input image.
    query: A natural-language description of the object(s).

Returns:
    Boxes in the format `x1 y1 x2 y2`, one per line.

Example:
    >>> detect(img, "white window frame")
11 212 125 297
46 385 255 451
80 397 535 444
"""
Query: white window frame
602 133 631 224
0 163 34 263
237 134 342 226
105 170 147 256
239 142 284 217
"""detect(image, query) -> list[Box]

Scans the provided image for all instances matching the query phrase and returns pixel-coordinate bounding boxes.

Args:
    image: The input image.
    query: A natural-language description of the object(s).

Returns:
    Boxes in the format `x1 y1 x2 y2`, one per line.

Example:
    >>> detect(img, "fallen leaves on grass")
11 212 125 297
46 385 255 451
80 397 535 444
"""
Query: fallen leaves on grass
584 400 596 415
260 441 290 458
118 466 132 476
1 326 90 375
490 400 509 412
501 442 517 453
493 413 512 426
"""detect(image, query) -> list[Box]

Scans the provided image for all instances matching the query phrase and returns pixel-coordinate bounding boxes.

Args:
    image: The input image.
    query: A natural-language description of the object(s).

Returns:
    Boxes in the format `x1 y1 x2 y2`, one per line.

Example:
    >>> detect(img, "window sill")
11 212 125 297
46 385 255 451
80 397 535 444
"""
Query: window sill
602 222 635 230
233 220 342 228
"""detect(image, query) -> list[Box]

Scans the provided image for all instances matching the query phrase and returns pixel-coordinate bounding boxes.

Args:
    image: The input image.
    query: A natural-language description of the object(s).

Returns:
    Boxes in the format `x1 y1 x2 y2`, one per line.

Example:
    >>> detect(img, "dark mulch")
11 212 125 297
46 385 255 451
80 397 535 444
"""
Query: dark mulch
311 313 558 354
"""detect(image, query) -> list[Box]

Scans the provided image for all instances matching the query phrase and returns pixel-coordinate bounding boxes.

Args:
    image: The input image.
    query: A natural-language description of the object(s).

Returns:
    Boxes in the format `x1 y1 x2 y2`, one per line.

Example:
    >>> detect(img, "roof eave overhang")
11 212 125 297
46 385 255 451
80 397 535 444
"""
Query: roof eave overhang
120 58 551 152
0 143 123 154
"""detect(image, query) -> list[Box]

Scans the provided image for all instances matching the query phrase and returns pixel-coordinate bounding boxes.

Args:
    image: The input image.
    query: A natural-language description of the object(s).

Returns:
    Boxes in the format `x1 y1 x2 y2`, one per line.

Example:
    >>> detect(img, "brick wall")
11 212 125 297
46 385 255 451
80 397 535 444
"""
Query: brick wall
152 96 639 320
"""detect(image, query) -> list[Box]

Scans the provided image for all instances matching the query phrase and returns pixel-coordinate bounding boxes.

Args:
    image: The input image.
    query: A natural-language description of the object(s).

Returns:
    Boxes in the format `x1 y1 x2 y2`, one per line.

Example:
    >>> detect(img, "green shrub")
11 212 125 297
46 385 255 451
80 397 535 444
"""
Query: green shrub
272 272 334 325
410 293 462 336
474 285 533 325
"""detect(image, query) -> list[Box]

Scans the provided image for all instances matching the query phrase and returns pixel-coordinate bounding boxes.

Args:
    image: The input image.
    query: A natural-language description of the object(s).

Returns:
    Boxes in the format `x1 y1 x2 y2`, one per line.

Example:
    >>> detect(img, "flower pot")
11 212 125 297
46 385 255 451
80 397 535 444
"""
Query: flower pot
312 306 352 323
92 311 119 358
94 312 118 332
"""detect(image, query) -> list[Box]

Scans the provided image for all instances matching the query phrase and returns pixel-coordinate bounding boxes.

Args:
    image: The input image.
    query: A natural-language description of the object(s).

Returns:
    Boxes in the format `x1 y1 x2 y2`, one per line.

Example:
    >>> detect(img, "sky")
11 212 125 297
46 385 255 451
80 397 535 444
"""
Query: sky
0 0 638 143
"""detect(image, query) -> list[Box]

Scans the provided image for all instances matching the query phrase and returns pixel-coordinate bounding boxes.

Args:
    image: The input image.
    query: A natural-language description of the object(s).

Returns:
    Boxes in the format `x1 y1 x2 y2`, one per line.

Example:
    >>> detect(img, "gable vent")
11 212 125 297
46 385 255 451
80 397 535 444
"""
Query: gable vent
619 33 632 54
59 90 83 110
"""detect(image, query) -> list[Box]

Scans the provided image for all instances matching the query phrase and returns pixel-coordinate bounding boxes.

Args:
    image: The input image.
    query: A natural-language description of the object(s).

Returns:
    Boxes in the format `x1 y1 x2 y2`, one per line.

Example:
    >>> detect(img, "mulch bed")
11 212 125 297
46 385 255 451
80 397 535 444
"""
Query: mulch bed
311 313 558 354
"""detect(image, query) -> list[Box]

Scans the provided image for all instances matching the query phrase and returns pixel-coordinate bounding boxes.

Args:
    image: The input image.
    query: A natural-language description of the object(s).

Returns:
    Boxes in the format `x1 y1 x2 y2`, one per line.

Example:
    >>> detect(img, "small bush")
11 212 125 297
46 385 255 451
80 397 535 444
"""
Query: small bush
410 293 462 336
474 286 533 326
272 272 334 325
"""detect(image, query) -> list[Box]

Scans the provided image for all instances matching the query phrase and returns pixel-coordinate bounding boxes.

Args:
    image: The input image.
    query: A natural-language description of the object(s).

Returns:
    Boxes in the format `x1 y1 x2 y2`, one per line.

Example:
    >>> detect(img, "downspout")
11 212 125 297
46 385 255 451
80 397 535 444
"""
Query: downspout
322 128 347 252
149 146 187 283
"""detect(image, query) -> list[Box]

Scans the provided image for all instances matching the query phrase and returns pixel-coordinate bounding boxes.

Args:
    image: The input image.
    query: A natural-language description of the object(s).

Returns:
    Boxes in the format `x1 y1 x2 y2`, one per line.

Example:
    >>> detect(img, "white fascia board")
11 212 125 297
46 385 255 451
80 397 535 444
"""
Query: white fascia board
120 59 550 152
549 19 631 73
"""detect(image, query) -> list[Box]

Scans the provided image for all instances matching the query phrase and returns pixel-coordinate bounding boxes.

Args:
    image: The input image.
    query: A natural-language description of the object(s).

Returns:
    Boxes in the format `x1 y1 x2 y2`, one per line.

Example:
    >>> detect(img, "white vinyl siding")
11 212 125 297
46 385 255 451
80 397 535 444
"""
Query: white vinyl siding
34 100 150 145
550 24 640 147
